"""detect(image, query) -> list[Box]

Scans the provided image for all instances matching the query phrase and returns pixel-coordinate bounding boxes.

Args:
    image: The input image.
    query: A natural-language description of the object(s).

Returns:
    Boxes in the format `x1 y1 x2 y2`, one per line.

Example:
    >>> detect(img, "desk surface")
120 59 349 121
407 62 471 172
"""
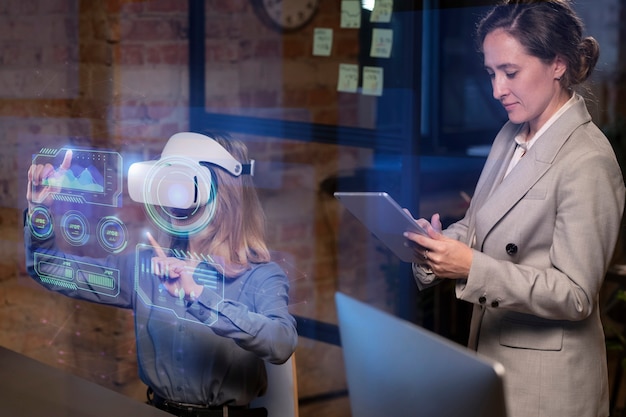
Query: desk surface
0 345 170 417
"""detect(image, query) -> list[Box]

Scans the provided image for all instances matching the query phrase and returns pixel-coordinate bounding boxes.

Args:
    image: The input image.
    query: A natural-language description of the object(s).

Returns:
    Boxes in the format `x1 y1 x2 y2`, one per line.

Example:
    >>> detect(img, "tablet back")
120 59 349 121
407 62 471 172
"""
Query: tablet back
335 292 508 417
334 191 424 262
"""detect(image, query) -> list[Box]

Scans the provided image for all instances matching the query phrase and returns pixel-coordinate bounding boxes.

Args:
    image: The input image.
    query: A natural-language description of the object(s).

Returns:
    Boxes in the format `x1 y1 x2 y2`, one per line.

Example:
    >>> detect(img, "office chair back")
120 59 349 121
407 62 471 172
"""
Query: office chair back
251 355 299 417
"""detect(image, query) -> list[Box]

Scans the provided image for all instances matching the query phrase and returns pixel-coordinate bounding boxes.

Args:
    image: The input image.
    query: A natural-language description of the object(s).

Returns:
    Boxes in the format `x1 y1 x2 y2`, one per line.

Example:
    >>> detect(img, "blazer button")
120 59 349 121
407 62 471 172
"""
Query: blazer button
479 296 487 304
491 300 499 308
506 243 518 255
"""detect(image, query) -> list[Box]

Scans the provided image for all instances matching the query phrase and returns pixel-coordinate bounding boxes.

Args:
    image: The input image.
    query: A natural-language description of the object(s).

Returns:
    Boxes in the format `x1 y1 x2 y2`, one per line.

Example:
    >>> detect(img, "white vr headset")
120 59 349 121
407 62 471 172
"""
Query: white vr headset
127 132 254 210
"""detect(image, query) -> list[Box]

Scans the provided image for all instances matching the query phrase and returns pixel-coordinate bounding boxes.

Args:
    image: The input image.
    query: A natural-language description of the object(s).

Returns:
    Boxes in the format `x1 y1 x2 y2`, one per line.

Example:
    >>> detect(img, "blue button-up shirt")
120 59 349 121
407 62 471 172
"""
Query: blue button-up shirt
25 228 297 407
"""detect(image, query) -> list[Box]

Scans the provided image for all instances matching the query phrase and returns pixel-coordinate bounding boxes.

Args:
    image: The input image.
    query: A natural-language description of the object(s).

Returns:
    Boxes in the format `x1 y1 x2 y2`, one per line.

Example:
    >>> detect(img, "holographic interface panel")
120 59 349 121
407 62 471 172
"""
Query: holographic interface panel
135 243 225 325
28 147 127 253
32 147 123 207
28 146 127 298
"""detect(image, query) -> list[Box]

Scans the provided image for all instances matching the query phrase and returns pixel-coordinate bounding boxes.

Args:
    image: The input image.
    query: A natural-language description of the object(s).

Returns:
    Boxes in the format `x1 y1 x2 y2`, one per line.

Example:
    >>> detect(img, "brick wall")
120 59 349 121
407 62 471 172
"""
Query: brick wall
0 0 380 415
4 2 626 416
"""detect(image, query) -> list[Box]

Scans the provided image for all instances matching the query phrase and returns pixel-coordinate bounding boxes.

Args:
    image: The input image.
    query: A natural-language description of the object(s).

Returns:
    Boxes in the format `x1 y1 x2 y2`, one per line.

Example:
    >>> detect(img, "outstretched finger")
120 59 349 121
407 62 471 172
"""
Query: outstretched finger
146 231 167 258
59 149 73 171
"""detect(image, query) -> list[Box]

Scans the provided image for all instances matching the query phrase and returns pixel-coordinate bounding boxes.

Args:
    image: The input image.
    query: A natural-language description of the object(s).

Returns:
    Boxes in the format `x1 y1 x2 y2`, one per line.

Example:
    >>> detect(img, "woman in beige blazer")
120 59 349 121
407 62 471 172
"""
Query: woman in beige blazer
406 1 625 416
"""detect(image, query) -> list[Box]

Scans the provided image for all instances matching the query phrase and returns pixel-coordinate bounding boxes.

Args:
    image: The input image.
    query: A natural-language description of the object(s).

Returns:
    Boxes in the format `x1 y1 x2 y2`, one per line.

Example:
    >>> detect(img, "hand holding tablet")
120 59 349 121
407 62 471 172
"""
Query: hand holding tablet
334 192 428 263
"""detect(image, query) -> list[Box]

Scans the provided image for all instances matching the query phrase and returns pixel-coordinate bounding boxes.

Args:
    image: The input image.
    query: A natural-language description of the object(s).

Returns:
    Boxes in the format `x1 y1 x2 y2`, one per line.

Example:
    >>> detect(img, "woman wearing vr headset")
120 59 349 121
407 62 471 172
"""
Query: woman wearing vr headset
25 132 297 417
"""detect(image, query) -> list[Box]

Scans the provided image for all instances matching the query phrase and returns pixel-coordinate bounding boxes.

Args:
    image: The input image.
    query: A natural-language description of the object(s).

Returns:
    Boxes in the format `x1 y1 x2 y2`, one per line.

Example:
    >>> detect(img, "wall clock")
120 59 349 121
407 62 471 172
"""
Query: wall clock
251 0 320 32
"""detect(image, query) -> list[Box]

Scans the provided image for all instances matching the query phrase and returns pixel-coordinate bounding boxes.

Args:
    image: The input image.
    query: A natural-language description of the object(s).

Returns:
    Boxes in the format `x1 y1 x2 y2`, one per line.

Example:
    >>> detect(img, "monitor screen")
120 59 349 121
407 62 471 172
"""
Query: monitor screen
335 292 508 417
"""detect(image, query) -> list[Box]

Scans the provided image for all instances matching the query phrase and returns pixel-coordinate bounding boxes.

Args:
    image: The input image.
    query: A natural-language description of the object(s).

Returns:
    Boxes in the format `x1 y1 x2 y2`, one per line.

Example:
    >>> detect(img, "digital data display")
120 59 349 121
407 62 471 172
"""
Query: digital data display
27 146 129 255
32 147 123 207
32 251 121 298
27 145 226 309
135 243 225 326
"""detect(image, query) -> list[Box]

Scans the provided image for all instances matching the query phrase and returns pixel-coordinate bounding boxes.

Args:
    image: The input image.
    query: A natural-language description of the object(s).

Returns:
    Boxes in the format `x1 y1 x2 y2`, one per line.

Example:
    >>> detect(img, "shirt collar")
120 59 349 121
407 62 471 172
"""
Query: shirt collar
513 93 577 152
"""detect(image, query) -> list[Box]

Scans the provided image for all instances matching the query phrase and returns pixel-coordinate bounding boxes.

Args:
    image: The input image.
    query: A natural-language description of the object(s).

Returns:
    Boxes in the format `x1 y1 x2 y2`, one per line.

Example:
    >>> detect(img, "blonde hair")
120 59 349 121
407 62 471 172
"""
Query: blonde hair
190 132 270 277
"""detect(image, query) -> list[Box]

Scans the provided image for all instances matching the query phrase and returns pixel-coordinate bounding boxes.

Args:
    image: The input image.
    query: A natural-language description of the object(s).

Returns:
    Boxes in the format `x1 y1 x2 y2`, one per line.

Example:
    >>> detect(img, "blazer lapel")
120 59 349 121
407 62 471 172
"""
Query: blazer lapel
473 126 520 207
473 95 591 248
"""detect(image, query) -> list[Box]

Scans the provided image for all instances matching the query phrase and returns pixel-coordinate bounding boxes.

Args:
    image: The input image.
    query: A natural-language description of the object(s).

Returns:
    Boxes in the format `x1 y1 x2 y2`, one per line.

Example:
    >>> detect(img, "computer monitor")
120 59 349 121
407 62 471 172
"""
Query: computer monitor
335 292 508 417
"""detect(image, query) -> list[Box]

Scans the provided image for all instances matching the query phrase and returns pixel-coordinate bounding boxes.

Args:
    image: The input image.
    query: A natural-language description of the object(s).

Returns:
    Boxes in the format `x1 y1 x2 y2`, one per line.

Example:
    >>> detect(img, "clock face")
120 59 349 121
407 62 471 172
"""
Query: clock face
254 0 320 31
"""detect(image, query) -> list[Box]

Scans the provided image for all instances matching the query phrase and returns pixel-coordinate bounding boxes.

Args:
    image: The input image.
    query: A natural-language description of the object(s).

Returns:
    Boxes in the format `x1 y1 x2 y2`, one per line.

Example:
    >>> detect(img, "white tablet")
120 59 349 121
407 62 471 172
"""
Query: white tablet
334 191 427 263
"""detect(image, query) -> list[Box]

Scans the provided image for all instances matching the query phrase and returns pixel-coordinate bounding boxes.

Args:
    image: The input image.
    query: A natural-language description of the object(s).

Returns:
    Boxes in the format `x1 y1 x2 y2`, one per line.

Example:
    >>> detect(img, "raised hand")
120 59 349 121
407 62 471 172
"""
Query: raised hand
146 232 204 301
26 149 73 208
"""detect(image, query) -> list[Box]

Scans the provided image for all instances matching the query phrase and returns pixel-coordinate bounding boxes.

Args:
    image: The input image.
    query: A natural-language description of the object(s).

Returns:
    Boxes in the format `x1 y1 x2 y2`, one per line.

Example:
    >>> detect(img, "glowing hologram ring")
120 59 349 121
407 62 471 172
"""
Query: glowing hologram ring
28 206 54 240
97 216 128 253
141 156 217 237
61 210 90 246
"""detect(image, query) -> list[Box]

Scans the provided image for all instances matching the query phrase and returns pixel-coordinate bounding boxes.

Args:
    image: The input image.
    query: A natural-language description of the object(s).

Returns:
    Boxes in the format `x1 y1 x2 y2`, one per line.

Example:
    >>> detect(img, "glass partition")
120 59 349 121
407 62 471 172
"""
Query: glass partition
0 0 622 416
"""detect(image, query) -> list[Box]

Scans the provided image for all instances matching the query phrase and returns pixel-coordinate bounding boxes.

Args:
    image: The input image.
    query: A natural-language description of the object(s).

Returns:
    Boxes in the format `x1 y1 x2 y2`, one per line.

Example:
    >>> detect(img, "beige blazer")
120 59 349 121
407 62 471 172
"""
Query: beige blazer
415 95 625 417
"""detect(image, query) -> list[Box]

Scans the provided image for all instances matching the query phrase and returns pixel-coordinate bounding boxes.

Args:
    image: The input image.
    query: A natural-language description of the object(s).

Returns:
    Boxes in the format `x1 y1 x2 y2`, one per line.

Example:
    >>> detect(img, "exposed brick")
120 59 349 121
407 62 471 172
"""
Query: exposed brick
42 45 78 66
117 44 145 65
158 121 186 139
334 37 360 57
0 45 39 66
145 100 177 120
14 0 38 15
282 90 308 107
253 39 283 59
81 42 113 65
145 0 187 13
146 43 187 65
40 0 75 14
107 0 145 14
279 221 311 242
116 100 148 119
307 88 337 106
91 14 114 42
205 40 240 63
119 18 185 42
205 16 231 39
283 38 311 59
313 109 338 126
209 0 247 14
251 90 279 108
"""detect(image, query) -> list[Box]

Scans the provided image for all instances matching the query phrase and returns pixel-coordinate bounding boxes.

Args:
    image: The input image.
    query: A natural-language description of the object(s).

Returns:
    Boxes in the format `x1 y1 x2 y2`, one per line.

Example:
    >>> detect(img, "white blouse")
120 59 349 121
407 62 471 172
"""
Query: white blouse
504 93 577 177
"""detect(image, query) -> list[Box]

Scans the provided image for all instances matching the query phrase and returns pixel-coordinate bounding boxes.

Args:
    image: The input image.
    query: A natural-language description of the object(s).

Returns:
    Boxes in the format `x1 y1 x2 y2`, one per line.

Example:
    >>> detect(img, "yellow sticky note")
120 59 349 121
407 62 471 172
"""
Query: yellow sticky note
362 66 383 96
337 63 359 93
313 28 333 57
341 0 361 29
370 0 393 23
370 28 393 58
